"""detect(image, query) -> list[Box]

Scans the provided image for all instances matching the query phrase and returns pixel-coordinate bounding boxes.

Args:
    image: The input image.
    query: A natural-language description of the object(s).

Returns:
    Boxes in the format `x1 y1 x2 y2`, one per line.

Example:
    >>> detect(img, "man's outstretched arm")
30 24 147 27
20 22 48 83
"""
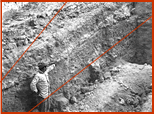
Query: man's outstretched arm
45 64 55 74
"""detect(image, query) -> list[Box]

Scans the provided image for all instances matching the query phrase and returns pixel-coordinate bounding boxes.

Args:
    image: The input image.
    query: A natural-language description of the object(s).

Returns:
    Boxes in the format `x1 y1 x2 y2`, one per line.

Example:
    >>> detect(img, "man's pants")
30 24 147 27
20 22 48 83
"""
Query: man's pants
37 96 50 112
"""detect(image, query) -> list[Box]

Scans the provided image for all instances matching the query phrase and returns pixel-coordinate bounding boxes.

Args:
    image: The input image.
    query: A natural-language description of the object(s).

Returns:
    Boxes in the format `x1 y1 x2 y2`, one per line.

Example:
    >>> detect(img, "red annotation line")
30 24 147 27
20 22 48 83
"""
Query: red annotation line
28 15 152 112
2 2 67 81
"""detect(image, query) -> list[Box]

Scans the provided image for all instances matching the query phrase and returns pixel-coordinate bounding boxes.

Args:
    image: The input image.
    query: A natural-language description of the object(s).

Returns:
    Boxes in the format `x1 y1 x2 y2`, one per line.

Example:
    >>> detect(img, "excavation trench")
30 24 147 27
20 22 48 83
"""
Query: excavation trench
2 2 152 112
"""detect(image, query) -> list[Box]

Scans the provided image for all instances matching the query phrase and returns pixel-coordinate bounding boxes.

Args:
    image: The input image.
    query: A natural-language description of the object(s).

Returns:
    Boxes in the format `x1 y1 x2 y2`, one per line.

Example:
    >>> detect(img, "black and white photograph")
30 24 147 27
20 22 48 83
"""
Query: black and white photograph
2 2 152 112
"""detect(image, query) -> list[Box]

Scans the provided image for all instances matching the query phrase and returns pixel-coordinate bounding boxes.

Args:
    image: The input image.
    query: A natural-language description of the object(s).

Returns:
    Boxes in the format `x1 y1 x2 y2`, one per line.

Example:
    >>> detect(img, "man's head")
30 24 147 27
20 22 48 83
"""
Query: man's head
38 62 47 73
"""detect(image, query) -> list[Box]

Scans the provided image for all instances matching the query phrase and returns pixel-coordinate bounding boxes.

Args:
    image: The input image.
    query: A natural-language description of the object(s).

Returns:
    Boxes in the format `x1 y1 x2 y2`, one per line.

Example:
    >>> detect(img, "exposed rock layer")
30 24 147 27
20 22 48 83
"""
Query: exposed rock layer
2 2 152 112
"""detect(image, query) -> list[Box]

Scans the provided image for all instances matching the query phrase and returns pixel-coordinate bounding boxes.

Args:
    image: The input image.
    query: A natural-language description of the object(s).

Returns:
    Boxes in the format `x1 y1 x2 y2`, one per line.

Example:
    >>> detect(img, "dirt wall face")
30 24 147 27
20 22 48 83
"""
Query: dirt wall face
2 2 152 112
132 2 152 65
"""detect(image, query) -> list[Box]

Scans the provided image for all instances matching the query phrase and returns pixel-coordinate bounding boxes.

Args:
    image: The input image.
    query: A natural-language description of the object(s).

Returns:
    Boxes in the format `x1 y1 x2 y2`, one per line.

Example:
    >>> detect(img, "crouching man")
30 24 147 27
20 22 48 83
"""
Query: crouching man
30 62 55 112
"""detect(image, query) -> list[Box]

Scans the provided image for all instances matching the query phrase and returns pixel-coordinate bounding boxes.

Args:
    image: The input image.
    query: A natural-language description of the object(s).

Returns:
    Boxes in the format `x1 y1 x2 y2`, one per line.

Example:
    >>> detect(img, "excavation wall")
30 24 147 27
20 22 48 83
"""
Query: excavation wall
2 2 152 112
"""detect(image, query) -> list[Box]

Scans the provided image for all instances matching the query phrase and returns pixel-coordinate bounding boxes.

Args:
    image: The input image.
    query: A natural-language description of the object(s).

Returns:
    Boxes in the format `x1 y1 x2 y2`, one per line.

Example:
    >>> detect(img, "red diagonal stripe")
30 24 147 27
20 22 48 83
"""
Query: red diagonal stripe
28 15 152 112
2 2 67 81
